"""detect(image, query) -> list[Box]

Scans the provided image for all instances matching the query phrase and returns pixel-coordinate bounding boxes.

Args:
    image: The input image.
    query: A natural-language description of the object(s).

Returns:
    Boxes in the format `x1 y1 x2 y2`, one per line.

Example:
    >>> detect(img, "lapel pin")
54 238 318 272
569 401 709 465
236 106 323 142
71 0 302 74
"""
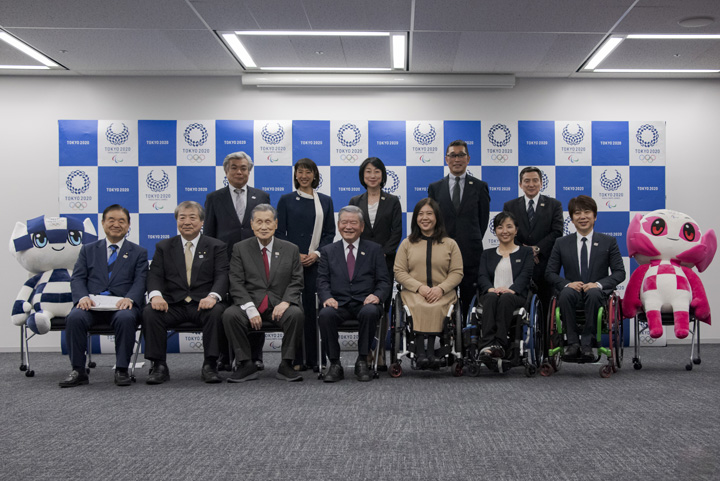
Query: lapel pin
360 251 366 256
540 203 545 207
381 196 386 200
199 255 204 259
274 252 280 257
122 253 128 259
251 196 256 199
469 181 474 185
295 196 300 201
594 243 599 247
515 259 521 262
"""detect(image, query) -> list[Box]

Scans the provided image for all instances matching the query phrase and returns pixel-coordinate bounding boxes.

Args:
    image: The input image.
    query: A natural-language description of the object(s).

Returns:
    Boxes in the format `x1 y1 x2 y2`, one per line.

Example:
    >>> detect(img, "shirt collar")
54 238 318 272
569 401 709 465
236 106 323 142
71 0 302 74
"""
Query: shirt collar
578 230 594 242
107 238 125 252
450 172 466 182
182 233 202 248
342 238 360 252
257 237 274 252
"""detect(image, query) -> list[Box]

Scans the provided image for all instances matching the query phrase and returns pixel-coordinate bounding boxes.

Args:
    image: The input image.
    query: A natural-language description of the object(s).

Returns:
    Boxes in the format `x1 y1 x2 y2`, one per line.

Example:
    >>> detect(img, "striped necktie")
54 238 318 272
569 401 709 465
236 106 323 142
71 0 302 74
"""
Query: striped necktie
108 244 118 278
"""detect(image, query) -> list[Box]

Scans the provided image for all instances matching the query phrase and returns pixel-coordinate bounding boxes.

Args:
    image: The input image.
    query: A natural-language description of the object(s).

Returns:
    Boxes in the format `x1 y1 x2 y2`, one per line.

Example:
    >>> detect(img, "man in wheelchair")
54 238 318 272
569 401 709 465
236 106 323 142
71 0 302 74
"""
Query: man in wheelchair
545 195 625 361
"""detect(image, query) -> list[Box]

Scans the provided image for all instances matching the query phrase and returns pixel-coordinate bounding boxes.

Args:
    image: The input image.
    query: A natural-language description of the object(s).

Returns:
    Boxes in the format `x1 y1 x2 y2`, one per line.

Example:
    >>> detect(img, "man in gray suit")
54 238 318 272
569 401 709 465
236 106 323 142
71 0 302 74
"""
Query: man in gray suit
222 204 304 382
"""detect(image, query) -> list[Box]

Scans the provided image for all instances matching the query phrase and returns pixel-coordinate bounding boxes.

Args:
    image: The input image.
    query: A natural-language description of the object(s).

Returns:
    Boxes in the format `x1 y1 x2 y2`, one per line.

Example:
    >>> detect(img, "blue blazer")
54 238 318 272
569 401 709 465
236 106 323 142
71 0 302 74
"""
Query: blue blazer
477 246 534 298
545 232 626 294
317 239 391 306
276 191 335 255
71 239 148 306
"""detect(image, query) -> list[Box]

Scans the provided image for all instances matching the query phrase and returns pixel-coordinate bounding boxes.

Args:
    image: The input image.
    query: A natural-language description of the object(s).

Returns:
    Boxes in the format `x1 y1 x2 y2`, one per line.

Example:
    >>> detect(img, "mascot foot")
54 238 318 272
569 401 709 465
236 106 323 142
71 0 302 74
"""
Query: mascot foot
674 311 690 339
28 312 51 335
646 311 664 339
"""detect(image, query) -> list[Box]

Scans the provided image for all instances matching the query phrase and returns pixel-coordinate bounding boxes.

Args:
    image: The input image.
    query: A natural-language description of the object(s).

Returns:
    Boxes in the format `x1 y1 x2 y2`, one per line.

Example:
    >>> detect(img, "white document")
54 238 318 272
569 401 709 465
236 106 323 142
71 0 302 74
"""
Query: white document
89 294 123 311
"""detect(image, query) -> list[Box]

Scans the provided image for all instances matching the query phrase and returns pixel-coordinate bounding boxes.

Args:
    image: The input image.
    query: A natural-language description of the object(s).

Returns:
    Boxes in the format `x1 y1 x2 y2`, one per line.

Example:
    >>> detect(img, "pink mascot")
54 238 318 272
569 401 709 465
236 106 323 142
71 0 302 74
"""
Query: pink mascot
623 209 716 339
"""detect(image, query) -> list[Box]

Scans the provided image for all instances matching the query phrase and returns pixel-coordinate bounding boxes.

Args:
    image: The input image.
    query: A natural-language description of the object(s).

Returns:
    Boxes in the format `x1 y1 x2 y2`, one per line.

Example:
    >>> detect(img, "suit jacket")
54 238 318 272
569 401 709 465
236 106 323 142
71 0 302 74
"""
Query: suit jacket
428 175 490 269
477 246 534 299
348 192 402 258
317 239 391 306
276 191 335 255
71 239 148 306
204 185 271 259
147 235 229 305
545 232 626 294
228 237 304 309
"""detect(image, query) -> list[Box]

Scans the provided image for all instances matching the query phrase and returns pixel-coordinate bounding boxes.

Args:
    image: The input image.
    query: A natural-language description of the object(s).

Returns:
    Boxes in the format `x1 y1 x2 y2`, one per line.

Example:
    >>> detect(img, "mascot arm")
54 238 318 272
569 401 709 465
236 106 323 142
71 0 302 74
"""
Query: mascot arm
622 264 650 318
11 273 42 325
683 267 711 324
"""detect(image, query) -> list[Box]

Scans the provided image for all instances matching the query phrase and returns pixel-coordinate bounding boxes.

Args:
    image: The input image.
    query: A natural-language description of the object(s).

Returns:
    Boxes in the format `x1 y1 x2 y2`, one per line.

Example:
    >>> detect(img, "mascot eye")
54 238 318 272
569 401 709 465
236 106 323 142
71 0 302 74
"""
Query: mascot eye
68 230 83 246
681 223 698 242
32 232 48 248
648 218 667 236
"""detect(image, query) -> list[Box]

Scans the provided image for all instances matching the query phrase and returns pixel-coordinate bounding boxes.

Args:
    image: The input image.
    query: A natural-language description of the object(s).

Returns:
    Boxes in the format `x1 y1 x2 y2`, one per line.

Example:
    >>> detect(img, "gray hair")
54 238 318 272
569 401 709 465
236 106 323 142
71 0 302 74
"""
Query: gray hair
223 151 254 172
338 205 364 225
174 201 205 221
251 203 277 221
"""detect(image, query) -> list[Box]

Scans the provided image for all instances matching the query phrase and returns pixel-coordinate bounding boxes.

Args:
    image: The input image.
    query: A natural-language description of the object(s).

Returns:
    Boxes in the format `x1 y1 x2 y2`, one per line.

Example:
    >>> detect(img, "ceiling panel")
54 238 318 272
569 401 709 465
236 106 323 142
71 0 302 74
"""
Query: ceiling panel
411 32 462 72
302 0 411 31
601 38 720 69
615 0 720 34
190 0 307 31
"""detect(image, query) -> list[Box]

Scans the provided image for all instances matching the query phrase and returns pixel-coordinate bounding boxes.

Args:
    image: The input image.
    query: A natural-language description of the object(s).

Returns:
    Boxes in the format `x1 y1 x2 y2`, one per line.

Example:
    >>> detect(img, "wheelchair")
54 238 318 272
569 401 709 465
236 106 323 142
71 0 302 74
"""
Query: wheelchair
541 290 623 378
388 285 463 377
462 283 543 377
631 308 701 371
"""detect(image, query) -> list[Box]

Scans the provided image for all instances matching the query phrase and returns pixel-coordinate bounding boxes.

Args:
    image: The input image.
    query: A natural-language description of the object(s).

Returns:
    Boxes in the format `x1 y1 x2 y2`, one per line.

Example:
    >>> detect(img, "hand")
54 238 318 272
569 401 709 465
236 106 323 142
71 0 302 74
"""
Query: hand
487 288 496 294
566 281 584 292
324 298 338 309
494 287 516 295
425 287 444 304
418 285 431 297
198 295 217 310
272 301 290 321
115 298 133 310
582 283 599 292
249 315 262 330
301 252 319 267
77 297 96 311
364 294 380 305
151 296 168 312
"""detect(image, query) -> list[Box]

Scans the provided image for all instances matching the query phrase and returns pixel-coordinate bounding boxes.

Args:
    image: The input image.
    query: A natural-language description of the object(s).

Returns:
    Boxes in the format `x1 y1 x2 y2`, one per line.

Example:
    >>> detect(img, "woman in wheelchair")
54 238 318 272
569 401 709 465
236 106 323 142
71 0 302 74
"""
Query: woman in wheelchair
394 198 463 369
477 211 534 363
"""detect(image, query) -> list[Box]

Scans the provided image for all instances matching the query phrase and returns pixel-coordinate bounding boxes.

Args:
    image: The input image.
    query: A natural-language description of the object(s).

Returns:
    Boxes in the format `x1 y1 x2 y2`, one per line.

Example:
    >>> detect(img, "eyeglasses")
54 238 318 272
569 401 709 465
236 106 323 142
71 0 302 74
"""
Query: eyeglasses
446 153 468 159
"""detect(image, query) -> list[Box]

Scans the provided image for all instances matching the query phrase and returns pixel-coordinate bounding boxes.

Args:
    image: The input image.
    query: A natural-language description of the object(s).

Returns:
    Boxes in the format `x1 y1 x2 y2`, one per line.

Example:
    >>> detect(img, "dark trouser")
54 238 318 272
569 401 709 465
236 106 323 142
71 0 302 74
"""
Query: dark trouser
459 263 478 318
220 302 265 363
479 292 525 350
142 301 226 363
318 301 382 361
65 306 140 370
558 287 605 347
222 304 303 362
532 261 552 323
295 263 321 367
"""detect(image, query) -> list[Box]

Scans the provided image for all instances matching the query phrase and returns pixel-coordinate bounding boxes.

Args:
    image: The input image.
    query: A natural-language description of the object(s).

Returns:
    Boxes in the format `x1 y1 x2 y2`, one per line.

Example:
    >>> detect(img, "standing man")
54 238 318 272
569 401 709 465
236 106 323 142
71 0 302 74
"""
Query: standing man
503 166 563 316
222 204 304 383
428 139 490 313
204 151 271 371
545 195 625 360
59 204 147 388
317 206 391 383
143 201 229 384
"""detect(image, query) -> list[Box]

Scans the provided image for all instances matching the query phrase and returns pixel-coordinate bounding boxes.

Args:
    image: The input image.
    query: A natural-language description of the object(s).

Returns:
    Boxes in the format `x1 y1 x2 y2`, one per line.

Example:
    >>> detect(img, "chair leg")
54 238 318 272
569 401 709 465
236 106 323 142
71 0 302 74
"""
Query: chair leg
130 329 143 381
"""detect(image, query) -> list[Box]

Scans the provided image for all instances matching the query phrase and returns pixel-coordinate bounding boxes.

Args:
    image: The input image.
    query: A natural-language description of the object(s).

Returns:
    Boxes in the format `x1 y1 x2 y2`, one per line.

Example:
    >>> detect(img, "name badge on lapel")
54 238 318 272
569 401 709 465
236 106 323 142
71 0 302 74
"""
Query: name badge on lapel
274 252 280 258
123 253 129 259
251 195 257 200
468 181 474 185
540 203 545 207
360 251 366 256
593 243 599 247
515 259 521 263
198 251 206 259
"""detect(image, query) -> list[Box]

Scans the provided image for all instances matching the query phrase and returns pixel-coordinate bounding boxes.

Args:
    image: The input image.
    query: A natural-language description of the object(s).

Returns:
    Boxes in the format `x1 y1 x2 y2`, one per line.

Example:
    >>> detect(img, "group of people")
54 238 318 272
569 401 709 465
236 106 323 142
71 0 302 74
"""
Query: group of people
58 139 626 387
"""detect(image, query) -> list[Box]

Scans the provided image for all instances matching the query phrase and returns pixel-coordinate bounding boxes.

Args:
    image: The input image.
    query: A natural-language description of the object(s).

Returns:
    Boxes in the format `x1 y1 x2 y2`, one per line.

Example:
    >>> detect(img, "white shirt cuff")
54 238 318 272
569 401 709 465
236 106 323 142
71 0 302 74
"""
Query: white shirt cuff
241 302 260 319
148 290 163 300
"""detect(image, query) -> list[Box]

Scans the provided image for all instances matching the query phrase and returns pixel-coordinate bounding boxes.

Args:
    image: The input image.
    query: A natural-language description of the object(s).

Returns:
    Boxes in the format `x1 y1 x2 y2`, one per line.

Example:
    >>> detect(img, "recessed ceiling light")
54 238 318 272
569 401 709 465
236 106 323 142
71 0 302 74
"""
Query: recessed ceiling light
678 16 715 28
627 34 720 39
584 36 624 70
595 69 720 73
0 31 59 68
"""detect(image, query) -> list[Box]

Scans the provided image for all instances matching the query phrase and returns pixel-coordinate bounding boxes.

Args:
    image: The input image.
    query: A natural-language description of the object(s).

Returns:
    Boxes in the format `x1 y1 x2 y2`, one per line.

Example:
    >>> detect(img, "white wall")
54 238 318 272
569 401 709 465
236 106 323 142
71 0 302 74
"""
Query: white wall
1 76 718 351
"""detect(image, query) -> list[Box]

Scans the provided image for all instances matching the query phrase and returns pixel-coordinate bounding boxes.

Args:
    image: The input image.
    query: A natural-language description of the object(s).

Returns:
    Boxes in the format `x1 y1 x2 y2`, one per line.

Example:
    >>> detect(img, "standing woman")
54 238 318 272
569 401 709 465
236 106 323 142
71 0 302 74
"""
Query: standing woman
477 211 534 362
394 198 464 368
277 158 335 371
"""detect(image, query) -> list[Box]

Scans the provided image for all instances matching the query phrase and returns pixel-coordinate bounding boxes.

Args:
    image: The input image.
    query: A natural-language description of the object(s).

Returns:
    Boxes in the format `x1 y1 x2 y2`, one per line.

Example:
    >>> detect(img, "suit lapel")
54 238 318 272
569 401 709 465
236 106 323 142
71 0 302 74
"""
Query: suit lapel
588 233 601 278
458 176 474 213
568 233 581 279
222 186 243 228
514 197 531 235
439 176 453 210
109 241 132 284
359 193 372 234
98 240 110 280
267 240 282 284
243 187 260 229
352 240 368 280
170 237 188 286
190 236 208 287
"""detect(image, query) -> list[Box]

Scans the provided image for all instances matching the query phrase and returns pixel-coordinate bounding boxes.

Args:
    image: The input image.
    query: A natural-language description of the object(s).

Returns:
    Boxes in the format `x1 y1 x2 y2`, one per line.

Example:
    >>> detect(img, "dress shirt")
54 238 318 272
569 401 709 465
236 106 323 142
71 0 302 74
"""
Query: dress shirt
575 230 603 289
368 201 378 227
523 194 539 211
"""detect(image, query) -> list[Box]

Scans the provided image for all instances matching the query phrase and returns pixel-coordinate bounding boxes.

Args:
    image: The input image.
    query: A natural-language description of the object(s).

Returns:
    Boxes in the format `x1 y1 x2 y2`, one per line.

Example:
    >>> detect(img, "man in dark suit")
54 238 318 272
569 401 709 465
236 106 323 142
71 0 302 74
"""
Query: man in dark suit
59 204 148 388
222 204 304 383
143 201 229 384
317 206 391 383
204 151 271 370
503 166 563 316
428 139 490 314
546 195 626 360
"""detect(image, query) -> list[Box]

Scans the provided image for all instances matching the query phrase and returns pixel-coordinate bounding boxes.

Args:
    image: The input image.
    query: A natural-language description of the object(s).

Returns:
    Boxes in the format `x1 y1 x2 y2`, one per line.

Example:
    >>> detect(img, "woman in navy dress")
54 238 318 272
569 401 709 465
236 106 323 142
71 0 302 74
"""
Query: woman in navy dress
277 158 335 371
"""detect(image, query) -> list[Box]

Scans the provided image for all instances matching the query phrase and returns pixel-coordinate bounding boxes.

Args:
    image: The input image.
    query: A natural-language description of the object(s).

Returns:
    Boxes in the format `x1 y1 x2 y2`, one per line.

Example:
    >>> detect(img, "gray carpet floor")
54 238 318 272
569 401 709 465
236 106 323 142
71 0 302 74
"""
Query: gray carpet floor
2 345 718 481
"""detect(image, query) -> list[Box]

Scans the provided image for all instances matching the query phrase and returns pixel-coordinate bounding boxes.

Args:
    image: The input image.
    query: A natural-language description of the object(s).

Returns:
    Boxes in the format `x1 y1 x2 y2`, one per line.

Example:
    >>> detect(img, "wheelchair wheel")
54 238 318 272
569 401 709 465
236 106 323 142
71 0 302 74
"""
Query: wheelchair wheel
391 294 403 365
545 297 562 373
389 362 402 378
527 294 543 369
454 298 464 359
609 295 623 372
600 365 613 378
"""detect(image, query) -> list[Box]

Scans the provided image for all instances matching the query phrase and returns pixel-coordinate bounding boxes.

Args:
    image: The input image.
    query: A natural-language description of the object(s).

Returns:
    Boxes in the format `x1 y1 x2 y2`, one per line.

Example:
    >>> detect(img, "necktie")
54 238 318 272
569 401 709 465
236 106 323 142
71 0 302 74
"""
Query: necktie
580 237 589 283
347 244 356 280
108 244 118 278
184 241 193 302
452 176 461 210
527 199 535 227
258 247 270 314
234 187 245 224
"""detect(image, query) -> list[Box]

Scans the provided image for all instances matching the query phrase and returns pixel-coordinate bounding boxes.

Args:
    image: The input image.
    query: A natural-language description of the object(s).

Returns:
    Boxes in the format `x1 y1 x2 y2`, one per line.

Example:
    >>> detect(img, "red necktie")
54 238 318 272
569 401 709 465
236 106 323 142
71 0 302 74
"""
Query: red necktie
347 244 355 279
258 247 270 314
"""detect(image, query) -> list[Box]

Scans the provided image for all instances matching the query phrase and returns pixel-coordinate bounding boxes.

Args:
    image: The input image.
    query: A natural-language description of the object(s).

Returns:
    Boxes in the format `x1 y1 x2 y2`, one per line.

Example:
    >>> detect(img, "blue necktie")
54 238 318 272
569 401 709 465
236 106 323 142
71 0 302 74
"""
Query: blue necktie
108 244 118 278
580 237 589 283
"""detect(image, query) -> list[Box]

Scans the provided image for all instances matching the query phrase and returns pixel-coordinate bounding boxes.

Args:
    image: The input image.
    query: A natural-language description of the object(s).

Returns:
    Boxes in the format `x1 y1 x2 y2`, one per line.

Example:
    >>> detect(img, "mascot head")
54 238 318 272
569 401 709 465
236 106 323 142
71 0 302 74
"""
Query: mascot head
9 215 97 273
627 209 717 272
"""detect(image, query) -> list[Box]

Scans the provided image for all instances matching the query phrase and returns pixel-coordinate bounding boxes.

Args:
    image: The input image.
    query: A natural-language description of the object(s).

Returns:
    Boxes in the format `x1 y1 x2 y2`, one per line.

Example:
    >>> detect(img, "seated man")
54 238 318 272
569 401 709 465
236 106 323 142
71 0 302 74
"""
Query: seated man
143 201 228 384
60 204 148 387
317 205 391 382
545 195 626 360
222 204 304 383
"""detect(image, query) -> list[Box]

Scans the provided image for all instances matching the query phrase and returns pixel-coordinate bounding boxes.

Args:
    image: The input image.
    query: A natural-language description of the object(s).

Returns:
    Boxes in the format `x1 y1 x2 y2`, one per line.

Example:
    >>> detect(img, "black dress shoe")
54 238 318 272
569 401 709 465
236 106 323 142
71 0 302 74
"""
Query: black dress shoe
59 370 89 388
416 355 430 369
355 360 371 382
201 363 222 384
227 361 258 383
254 360 265 371
324 363 344 383
581 346 595 361
216 362 232 372
564 344 580 359
277 361 303 382
114 370 131 387
146 363 170 385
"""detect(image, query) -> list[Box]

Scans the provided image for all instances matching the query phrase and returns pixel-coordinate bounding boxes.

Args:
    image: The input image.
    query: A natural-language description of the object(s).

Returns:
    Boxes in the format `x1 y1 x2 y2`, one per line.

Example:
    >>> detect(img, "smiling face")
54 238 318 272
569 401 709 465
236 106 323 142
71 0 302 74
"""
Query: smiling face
363 164 383 190
176 206 204 241
251 209 278 245
102 208 130 244
520 171 542 199
445 145 470 176
416 204 437 237
338 211 364 243
225 157 250 190
295 166 315 191
495 217 518 246
571 208 597 237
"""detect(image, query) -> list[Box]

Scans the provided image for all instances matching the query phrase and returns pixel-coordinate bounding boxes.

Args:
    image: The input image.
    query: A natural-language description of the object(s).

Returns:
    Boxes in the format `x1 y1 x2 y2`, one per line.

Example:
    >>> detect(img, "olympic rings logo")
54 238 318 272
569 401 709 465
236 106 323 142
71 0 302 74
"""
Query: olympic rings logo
638 154 656 163
491 154 509 162
341 154 359 163
187 341 203 349
186 154 205 163
68 202 88 210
